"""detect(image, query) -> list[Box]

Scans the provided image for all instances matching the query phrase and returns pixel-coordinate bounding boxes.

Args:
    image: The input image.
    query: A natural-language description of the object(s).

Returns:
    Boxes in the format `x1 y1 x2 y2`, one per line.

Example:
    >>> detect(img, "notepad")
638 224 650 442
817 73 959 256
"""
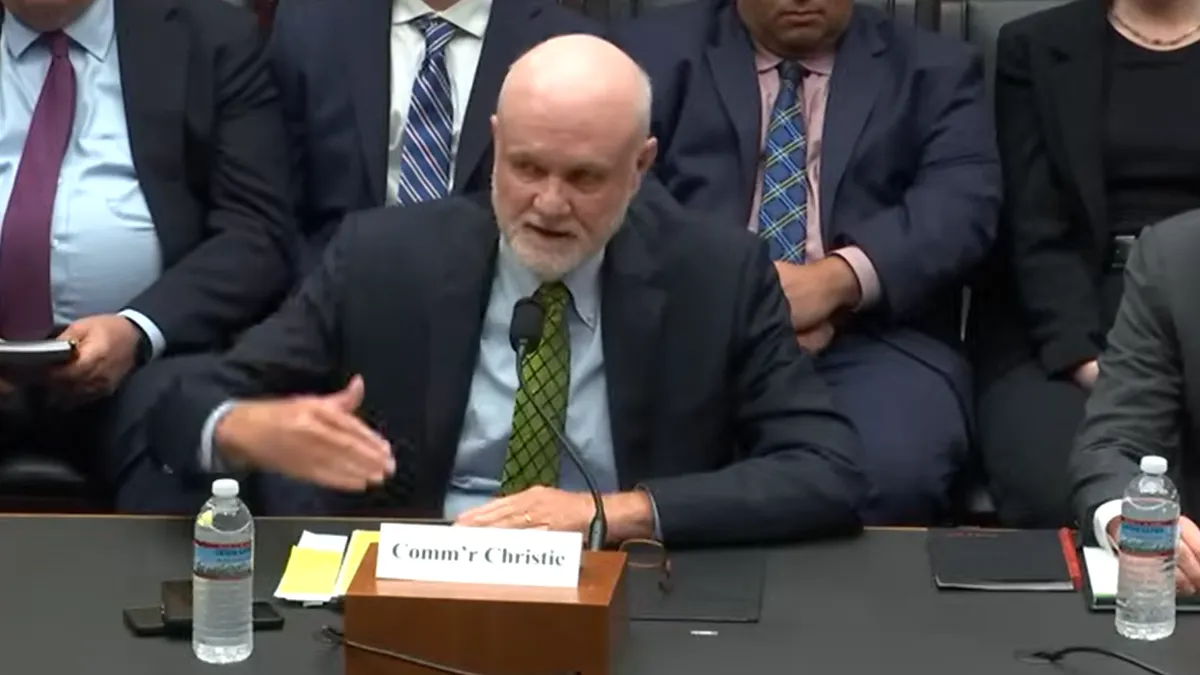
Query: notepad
1083 546 1117 598
334 530 380 597
273 530 348 603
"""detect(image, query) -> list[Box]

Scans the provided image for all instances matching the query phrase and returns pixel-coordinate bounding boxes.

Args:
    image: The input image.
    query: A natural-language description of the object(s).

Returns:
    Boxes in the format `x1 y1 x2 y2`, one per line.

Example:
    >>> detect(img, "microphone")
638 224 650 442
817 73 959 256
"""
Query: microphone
509 297 608 551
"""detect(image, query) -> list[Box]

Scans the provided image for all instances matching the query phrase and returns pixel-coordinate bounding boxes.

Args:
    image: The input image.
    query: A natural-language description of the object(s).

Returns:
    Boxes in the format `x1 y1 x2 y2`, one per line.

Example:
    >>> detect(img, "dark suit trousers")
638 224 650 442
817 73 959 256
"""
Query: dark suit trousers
976 272 1126 528
104 354 222 515
0 355 212 512
0 386 104 479
816 332 969 525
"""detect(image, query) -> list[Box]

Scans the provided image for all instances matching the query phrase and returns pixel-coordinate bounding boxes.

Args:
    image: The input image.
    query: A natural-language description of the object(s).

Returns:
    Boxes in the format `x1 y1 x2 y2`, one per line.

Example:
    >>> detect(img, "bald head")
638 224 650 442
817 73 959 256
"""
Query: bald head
499 34 653 144
489 34 658 283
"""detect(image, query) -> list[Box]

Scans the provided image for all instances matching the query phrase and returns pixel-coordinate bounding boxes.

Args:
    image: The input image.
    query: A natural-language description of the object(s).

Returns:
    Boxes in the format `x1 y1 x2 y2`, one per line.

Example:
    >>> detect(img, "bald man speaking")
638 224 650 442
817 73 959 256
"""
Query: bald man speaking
147 36 864 545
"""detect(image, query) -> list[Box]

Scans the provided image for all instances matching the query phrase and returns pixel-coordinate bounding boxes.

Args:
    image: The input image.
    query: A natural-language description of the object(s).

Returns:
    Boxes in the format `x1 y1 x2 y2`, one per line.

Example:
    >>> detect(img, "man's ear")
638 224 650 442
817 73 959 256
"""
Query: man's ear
636 137 658 174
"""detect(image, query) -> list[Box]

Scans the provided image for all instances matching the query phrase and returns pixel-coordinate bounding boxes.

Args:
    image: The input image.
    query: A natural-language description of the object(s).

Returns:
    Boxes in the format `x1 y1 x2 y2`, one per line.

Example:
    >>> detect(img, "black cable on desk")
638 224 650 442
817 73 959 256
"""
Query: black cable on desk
1016 646 1174 675
316 626 578 675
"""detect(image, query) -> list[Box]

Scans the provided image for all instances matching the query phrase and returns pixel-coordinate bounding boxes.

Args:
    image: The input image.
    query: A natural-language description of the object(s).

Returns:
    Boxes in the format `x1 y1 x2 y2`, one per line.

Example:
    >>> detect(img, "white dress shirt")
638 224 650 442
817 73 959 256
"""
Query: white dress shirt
385 0 491 204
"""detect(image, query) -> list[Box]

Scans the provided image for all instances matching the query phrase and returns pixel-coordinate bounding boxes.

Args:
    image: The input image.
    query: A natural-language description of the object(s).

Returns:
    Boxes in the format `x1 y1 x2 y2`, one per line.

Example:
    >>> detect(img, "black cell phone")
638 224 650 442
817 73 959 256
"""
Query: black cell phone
123 606 168 637
160 580 285 632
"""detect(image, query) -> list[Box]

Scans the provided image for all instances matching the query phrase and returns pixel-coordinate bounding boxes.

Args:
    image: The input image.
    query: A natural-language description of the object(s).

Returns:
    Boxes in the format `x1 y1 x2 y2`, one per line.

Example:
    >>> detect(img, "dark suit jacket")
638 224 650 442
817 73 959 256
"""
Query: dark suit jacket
269 0 600 264
1071 211 1200 532
969 0 1115 384
612 0 999 400
151 182 865 545
0 0 296 352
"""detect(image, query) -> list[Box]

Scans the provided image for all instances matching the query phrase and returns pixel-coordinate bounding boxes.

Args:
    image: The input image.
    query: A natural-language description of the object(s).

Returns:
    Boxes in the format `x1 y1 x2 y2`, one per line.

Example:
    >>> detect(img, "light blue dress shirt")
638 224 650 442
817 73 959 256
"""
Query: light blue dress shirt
443 239 617 518
0 0 164 353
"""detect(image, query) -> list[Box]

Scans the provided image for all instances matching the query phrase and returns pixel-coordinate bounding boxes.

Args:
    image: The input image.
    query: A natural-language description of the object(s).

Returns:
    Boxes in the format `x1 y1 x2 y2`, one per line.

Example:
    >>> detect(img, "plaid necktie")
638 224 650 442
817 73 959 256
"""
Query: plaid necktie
501 283 571 495
758 61 808 264
396 16 455 205
0 31 75 339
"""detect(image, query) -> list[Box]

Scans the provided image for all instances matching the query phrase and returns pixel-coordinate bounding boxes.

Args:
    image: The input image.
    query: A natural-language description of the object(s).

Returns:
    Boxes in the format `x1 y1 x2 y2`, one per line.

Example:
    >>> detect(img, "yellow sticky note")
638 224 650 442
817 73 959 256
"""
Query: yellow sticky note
335 530 381 596
274 546 344 602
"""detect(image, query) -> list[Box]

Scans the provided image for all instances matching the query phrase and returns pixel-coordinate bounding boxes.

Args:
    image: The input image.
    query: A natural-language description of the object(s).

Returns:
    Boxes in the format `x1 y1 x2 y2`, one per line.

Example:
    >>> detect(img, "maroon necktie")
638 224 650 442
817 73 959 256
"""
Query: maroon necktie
0 31 76 340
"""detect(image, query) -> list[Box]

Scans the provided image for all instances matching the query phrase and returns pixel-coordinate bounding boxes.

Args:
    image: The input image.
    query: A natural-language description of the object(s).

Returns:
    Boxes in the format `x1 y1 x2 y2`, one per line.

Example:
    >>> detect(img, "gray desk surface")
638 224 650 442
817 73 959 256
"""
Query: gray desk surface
1 516 1196 674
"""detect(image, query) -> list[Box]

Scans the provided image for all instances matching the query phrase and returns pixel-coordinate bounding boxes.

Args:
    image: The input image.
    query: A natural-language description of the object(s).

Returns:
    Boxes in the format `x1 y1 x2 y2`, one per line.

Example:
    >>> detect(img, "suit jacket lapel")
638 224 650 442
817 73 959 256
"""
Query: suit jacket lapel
704 3 761 199
420 206 497 505
454 0 538 191
820 9 886 232
600 202 666 489
343 0 392 205
1044 1 1108 230
114 0 187 259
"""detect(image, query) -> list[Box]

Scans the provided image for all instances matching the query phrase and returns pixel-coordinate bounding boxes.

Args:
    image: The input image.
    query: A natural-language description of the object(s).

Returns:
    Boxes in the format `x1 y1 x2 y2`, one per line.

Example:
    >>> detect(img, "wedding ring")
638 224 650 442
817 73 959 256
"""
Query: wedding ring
523 513 532 524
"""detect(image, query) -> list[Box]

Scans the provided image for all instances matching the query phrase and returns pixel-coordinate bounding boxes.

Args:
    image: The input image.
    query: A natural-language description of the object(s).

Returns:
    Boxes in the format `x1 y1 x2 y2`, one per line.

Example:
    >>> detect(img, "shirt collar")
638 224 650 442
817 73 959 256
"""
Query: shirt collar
496 238 604 330
4 0 114 61
753 41 834 77
391 0 491 39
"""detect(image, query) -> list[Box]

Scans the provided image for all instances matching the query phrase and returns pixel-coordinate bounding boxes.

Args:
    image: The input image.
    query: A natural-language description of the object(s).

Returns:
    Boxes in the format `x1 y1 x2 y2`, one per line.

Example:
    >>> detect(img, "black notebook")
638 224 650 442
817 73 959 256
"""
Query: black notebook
626 548 765 623
927 528 1076 592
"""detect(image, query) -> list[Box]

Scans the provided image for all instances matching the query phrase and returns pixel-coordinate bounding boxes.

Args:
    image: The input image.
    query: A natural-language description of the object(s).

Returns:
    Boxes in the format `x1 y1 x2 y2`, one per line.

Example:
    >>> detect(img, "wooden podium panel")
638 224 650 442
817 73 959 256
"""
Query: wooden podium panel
343 543 627 675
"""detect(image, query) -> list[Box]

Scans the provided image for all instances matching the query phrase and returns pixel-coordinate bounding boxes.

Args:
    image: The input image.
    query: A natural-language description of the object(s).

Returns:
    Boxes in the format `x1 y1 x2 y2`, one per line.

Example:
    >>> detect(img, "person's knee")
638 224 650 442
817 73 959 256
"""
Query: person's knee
859 410 967 526
975 365 1082 528
100 353 223 478
113 457 209 515
863 452 958 525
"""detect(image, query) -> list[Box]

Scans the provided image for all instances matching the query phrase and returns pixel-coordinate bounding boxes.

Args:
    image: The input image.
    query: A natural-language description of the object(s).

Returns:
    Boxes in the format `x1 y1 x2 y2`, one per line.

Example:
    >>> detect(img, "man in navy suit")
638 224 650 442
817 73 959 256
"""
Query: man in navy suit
614 0 1000 524
270 0 600 268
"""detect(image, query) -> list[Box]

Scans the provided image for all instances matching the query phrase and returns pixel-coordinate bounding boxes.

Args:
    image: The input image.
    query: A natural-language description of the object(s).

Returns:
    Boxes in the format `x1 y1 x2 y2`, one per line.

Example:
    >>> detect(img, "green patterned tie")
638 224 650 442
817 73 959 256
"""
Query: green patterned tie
501 282 571 495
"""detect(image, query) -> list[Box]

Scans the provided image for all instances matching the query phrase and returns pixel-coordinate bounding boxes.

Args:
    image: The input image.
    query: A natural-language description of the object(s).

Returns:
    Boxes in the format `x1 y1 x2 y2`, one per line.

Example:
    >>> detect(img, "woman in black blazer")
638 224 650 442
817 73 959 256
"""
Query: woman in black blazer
970 0 1200 527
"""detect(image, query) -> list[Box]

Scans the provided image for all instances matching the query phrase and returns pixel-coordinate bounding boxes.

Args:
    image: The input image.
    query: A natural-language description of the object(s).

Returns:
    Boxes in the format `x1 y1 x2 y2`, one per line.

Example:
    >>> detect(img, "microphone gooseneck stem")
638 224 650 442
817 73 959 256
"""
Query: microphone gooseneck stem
516 342 608 551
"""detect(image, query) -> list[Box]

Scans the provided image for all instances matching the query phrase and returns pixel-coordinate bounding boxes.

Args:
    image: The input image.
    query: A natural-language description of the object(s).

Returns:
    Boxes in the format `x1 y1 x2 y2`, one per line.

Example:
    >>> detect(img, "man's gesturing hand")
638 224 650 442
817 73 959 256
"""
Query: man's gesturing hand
214 375 395 491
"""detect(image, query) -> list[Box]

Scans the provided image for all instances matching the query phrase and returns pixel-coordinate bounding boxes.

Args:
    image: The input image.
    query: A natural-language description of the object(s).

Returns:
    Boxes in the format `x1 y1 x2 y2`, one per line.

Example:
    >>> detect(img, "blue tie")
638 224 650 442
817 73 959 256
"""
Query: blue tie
758 61 808 264
396 16 456 205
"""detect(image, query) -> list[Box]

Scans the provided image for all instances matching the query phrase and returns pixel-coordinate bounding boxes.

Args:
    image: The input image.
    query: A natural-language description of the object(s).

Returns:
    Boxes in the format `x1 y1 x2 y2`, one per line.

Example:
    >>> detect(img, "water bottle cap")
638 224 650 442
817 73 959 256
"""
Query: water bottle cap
212 478 239 498
1141 455 1168 475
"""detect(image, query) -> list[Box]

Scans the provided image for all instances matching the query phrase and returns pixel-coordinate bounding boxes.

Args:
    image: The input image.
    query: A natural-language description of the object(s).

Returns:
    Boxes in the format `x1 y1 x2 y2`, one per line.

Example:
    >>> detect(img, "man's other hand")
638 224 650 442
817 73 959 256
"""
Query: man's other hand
797 322 835 355
1177 516 1200 595
774 257 861 332
1111 514 1200 595
50 314 141 402
456 486 596 533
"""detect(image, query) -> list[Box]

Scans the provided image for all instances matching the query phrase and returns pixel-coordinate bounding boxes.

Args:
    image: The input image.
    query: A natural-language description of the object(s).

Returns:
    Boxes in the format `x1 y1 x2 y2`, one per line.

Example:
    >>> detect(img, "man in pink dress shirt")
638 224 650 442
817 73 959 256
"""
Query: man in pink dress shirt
614 0 1000 524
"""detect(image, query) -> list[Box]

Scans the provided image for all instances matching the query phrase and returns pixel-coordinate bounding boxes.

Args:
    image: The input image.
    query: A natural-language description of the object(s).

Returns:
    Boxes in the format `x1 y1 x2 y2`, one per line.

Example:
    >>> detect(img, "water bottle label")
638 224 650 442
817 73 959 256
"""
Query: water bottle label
194 540 253 580
1119 518 1177 556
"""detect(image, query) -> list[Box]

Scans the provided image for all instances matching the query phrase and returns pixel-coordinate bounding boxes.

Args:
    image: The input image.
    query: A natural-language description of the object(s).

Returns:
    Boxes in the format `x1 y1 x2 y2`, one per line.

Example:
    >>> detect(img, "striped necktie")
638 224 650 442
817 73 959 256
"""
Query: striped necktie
501 283 571 495
758 60 808 264
396 16 455 205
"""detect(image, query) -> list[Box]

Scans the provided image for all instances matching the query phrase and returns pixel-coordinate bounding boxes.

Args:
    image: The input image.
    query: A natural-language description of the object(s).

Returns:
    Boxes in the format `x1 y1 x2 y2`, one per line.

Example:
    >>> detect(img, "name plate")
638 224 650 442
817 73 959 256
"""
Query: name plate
376 523 583 588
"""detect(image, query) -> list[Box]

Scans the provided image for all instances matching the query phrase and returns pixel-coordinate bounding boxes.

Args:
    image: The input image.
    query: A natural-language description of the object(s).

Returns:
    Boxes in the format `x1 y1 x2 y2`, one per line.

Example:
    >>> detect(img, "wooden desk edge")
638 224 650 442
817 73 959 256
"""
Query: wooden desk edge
0 514 936 533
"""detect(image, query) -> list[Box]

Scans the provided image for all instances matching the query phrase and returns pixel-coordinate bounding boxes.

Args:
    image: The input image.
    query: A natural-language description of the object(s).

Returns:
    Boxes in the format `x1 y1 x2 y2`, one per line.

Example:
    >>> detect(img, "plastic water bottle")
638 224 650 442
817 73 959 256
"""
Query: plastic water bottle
1115 455 1179 640
193 478 255 663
